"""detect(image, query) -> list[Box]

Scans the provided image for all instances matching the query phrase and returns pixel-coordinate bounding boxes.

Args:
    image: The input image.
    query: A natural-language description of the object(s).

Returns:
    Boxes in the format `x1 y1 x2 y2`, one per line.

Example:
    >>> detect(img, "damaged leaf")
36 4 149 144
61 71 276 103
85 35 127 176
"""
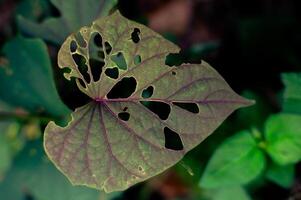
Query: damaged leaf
18 0 117 44
44 11 253 192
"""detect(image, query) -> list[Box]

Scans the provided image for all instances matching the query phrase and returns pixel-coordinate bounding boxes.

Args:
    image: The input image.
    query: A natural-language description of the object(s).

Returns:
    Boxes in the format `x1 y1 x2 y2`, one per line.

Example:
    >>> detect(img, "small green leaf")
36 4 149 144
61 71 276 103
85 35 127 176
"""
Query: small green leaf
0 36 70 117
265 113 301 165
200 131 265 188
281 73 301 114
266 163 295 188
44 11 253 192
0 141 119 200
205 186 251 200
18 0 117 44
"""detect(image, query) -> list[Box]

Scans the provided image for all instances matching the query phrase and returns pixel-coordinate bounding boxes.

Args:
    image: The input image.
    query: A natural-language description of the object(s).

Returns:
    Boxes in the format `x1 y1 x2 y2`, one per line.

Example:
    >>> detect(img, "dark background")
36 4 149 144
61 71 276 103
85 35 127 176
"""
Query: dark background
0 0 301 199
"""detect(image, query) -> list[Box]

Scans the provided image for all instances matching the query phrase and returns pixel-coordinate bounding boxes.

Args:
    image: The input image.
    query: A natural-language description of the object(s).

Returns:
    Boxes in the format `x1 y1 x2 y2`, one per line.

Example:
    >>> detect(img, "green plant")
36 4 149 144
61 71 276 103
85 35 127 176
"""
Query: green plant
1 1 300 199
199 73 301 195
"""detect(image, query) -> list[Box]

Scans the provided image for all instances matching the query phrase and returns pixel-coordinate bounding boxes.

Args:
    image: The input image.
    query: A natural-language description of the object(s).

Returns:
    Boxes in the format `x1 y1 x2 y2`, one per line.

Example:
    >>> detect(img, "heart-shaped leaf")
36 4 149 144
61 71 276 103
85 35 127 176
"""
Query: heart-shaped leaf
44 11 253 192
18 0 117 44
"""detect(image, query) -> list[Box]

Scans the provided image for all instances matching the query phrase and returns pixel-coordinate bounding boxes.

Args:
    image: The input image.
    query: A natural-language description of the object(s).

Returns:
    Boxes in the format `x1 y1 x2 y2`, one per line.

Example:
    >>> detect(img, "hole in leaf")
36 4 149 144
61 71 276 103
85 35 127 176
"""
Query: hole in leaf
118 112 130 121
70 40 77 52
173 102 199 114
134 55 141 65
142 86 154 98
165 53 183 66
74 32 87 48
105 42 112 54
138 166 144 172
72 54 90 83
123 107 128 111
107 77 137 99
77 78 86 88
105 67 119 79
93 32 103 47
140 101 170 120
172 71 176 75
131 28 141 43
164 127 183 150
89 58 104 82
111 52 127 70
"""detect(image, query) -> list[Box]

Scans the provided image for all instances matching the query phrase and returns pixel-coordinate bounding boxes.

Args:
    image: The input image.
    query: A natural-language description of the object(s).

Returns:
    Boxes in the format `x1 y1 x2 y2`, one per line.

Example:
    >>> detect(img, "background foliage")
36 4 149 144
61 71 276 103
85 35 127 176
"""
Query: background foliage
0 0 301 199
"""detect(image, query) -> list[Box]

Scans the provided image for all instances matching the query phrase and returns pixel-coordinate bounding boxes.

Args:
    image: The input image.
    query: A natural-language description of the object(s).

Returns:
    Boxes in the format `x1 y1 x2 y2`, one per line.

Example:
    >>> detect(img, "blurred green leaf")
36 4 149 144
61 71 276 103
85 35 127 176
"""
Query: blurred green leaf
281 73 301 114
16 0 52 21
18 0 118 44
0 134 12 180
266 163 294 188
0 101 23 180
205 186 251 200
200 131 265 188
265 113 301 165
0 140 120 200
186 41 219 60
0 35 70 117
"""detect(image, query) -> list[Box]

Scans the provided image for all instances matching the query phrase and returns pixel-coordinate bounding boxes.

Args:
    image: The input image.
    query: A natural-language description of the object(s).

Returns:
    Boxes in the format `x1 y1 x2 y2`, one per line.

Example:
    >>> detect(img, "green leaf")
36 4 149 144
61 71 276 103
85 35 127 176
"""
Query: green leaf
206 186 251 200
0 134 12 180
281 73 301 114
16 0 52 21
0 36 70 117
266 163 295 188
18 0 118 45
265 113 301 165
200 131 265 188
44 11 253 192
0 101 23 180
0 141 119 200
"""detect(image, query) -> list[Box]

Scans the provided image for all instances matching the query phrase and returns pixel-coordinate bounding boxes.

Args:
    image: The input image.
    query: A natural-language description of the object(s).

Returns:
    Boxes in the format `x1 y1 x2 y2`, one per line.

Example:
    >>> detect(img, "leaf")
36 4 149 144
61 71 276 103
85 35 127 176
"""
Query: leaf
17 0 118 45
265 113 301 165
281 73 301 114
0 134 12 180
0 101 22 180
205 186 251 200
0 36 70 117
44 11 253 192
16 0 52 21
266 163 295 188
0 141 120 200
200 131 265 188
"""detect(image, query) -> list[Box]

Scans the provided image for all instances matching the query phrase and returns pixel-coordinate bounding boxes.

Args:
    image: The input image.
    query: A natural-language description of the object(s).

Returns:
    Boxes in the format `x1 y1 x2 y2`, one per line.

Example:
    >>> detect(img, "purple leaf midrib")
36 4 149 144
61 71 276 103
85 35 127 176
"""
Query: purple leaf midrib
98 103 143 179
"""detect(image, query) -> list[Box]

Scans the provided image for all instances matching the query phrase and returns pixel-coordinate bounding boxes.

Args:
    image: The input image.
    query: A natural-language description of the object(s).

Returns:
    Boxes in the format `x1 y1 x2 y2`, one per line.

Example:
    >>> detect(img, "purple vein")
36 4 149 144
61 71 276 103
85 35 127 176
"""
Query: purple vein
98 104 143 179
54 105 92 164
64 105 97 185
103 103 165 150
166 77 219 99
